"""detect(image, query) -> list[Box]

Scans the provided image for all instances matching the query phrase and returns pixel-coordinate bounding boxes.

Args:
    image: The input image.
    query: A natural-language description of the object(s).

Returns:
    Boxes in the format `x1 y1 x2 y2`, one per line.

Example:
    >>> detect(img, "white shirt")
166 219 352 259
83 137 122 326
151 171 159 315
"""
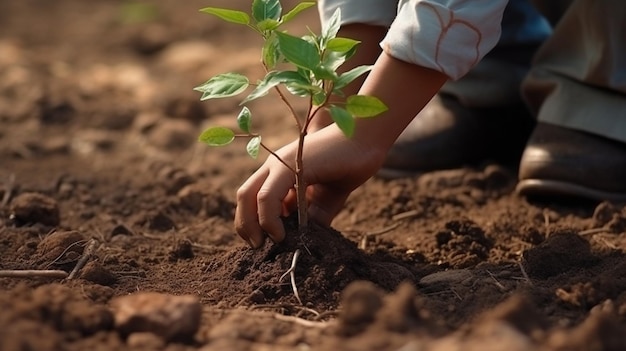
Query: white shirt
318 0 508 80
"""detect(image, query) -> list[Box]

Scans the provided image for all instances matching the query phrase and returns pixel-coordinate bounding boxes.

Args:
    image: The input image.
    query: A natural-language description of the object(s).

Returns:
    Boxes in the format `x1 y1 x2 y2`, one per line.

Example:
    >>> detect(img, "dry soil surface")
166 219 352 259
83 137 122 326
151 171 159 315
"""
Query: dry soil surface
1 1 626 350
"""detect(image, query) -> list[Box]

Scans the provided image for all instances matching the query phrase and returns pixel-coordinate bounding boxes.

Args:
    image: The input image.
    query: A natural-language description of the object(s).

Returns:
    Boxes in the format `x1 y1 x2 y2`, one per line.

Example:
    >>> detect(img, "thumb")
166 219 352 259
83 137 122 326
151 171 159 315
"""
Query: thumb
306 186 349 226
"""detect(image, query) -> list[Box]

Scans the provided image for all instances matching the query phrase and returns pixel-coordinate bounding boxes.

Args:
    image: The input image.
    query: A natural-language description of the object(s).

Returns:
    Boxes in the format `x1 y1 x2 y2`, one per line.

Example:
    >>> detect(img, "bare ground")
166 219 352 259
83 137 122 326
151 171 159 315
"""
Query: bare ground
1 1 626 350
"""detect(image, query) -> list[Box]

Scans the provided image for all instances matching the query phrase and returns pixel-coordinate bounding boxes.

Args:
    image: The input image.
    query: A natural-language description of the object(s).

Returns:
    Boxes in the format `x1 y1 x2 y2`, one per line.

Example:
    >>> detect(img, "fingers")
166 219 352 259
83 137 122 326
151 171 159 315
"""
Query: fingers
235 169 268 248
235 164 295 248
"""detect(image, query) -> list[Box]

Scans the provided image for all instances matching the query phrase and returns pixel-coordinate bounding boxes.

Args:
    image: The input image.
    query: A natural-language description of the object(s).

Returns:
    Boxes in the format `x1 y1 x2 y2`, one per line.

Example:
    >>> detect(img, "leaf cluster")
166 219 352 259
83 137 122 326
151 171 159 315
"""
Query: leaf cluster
196 0 387 158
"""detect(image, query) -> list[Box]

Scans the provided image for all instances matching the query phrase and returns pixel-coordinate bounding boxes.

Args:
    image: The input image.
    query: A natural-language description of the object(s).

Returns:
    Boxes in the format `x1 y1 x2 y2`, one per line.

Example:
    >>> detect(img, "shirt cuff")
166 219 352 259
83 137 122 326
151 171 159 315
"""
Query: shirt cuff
381 0 507 80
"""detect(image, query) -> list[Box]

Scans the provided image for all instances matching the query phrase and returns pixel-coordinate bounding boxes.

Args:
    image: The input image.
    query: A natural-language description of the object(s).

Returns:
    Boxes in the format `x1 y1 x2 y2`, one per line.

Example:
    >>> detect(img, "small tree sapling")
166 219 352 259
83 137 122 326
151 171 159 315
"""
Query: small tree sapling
196 0 387 234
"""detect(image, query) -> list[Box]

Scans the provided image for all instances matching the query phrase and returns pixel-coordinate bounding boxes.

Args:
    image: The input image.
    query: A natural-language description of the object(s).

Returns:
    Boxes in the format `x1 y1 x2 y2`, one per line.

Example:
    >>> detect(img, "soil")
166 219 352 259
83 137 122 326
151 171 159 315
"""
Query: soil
2 1 626 350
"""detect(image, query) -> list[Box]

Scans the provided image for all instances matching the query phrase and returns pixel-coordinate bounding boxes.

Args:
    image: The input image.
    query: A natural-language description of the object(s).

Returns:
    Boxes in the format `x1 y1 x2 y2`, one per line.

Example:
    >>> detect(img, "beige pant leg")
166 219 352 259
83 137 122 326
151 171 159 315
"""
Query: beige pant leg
522 0 626 143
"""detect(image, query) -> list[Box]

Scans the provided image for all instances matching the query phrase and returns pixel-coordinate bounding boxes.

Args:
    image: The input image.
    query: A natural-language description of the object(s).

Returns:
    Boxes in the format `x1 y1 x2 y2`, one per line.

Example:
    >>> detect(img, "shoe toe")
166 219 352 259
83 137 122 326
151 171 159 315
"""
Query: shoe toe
517 123 626 201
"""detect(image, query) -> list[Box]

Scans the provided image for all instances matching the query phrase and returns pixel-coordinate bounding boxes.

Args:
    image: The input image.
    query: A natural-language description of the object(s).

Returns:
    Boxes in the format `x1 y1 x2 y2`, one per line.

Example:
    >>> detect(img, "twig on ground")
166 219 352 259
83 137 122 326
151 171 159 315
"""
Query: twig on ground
0 270 69 279
250 303 320 317
272 313 327 328
450 288 463 301
517 260 532 285
279 249 302 305
359 222 401 249
1 173 15 207
205 308 331 329
67 238 98 280
486 270 507 292
579 227 611 236
592 234 619 250
392 209 420 221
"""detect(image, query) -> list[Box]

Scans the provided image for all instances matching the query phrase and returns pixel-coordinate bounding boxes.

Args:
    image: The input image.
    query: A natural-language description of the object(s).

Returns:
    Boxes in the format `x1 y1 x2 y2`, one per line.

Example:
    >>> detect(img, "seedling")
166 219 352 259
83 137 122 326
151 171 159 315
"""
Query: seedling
196 0 387 234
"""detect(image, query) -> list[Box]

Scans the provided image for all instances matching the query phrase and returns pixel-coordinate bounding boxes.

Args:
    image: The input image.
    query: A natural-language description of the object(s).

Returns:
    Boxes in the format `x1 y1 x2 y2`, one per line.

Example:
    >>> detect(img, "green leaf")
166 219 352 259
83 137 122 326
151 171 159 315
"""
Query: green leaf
262 34 281 68
346 95 388 117
282 2 316 24
194 73 249 100
246 136 262 159
321 8 341 48
276 32 320 71
242 71 308 104
199 7 250 25
252 0 281 23
321 54 343 75
256 18 280 32
312 64 338 81
326 37 360 53
237 107 252 133
335 65 372 90
329 106 355 137
312 91 327 106
198 127 235 146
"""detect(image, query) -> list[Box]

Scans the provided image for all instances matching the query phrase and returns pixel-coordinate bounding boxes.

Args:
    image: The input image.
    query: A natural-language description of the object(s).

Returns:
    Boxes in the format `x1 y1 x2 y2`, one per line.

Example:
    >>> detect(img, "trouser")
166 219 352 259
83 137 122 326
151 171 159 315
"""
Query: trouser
523 0 626 143
444 0 626 144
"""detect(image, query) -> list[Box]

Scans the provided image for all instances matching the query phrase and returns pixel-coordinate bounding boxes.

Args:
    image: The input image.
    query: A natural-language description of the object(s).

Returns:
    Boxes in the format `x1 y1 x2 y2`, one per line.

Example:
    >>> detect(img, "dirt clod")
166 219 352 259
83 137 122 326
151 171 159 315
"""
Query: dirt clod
522 232 597 279
111 292 201 342
9 192 60 226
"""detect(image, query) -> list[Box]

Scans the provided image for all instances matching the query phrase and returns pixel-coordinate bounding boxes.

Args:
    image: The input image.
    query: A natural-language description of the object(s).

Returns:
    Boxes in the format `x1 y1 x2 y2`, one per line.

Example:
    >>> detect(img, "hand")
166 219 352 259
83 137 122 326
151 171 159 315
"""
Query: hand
235 125 386 248
236 52 447 248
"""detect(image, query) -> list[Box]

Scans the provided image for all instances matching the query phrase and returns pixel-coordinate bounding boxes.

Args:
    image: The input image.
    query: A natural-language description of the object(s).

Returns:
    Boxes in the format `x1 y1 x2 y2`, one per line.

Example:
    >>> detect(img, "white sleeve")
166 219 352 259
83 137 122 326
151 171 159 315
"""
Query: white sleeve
317 0 397 28
381 0 509 80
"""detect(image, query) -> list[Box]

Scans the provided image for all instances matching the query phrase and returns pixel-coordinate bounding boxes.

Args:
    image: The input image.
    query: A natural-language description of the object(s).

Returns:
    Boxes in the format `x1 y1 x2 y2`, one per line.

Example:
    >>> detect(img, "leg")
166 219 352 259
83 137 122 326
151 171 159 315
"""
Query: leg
517 0 626 201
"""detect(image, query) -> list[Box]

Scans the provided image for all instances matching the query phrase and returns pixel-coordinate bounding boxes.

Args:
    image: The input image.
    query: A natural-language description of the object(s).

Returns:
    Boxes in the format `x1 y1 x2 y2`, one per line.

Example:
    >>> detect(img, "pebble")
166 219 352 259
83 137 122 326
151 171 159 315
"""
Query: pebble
10 192 60 226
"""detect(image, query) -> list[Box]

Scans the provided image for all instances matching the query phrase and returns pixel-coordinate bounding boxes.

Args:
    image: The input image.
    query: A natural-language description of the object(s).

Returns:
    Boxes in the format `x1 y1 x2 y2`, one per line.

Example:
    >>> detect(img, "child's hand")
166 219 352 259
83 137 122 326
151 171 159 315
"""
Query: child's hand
235 125 386 248
236 52 447 248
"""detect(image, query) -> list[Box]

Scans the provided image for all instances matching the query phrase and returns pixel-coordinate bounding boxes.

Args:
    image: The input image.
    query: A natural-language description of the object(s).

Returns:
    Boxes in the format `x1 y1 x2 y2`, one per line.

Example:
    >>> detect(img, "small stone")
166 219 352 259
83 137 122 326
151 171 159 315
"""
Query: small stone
126 332 166 349
111 292 201 342
10 192 60 226
147 211 176 232
419 269 473 287
80 261 117 286
168 238 194 261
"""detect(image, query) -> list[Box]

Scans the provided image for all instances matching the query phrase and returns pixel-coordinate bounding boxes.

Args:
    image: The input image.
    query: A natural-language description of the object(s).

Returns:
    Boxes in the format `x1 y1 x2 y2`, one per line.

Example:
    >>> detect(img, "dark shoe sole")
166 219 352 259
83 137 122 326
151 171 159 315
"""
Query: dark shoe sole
516 179 626 202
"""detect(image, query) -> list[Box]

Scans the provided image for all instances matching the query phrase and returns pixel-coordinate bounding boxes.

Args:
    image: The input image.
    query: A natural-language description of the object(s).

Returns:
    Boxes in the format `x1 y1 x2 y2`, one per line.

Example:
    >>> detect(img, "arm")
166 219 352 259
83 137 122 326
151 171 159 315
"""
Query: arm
235 53 447 248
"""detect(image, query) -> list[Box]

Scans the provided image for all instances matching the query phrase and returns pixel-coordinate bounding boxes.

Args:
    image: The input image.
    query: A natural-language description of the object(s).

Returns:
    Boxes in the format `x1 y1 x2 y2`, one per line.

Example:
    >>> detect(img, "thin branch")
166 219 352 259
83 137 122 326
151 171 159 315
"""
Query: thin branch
486 270 507 292
260 142 296 173
67 239 98 280
250 303 320 317
579 227 610 236
517 260 532 285
272 313 327 328
392 209 420 221
0 270 68 279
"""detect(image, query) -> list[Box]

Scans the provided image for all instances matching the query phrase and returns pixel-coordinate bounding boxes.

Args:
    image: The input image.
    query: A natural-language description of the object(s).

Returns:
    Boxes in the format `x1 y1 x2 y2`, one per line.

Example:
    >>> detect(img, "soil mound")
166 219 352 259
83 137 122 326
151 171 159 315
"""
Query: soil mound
203 218 416 311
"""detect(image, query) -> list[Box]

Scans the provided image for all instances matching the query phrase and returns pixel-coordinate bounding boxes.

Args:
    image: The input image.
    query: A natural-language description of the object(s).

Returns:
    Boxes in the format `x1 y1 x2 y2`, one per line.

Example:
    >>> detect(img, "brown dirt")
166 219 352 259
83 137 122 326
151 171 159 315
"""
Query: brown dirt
1 1 626 350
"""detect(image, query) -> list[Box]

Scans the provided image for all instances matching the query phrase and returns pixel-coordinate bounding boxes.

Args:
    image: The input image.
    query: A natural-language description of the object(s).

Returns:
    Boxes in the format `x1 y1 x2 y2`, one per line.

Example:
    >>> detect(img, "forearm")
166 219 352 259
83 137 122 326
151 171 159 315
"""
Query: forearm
352 52 448 152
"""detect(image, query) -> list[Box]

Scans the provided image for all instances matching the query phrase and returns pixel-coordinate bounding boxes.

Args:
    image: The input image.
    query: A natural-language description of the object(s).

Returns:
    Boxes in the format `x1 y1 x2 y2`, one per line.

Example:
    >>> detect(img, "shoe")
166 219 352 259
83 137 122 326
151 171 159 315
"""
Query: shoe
377 94 535 179
516 123 626 202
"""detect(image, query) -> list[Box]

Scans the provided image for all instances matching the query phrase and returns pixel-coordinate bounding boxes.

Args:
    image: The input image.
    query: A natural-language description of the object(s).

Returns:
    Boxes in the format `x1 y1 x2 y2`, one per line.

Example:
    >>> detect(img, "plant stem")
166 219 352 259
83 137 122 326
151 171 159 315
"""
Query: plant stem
295 130 307 233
